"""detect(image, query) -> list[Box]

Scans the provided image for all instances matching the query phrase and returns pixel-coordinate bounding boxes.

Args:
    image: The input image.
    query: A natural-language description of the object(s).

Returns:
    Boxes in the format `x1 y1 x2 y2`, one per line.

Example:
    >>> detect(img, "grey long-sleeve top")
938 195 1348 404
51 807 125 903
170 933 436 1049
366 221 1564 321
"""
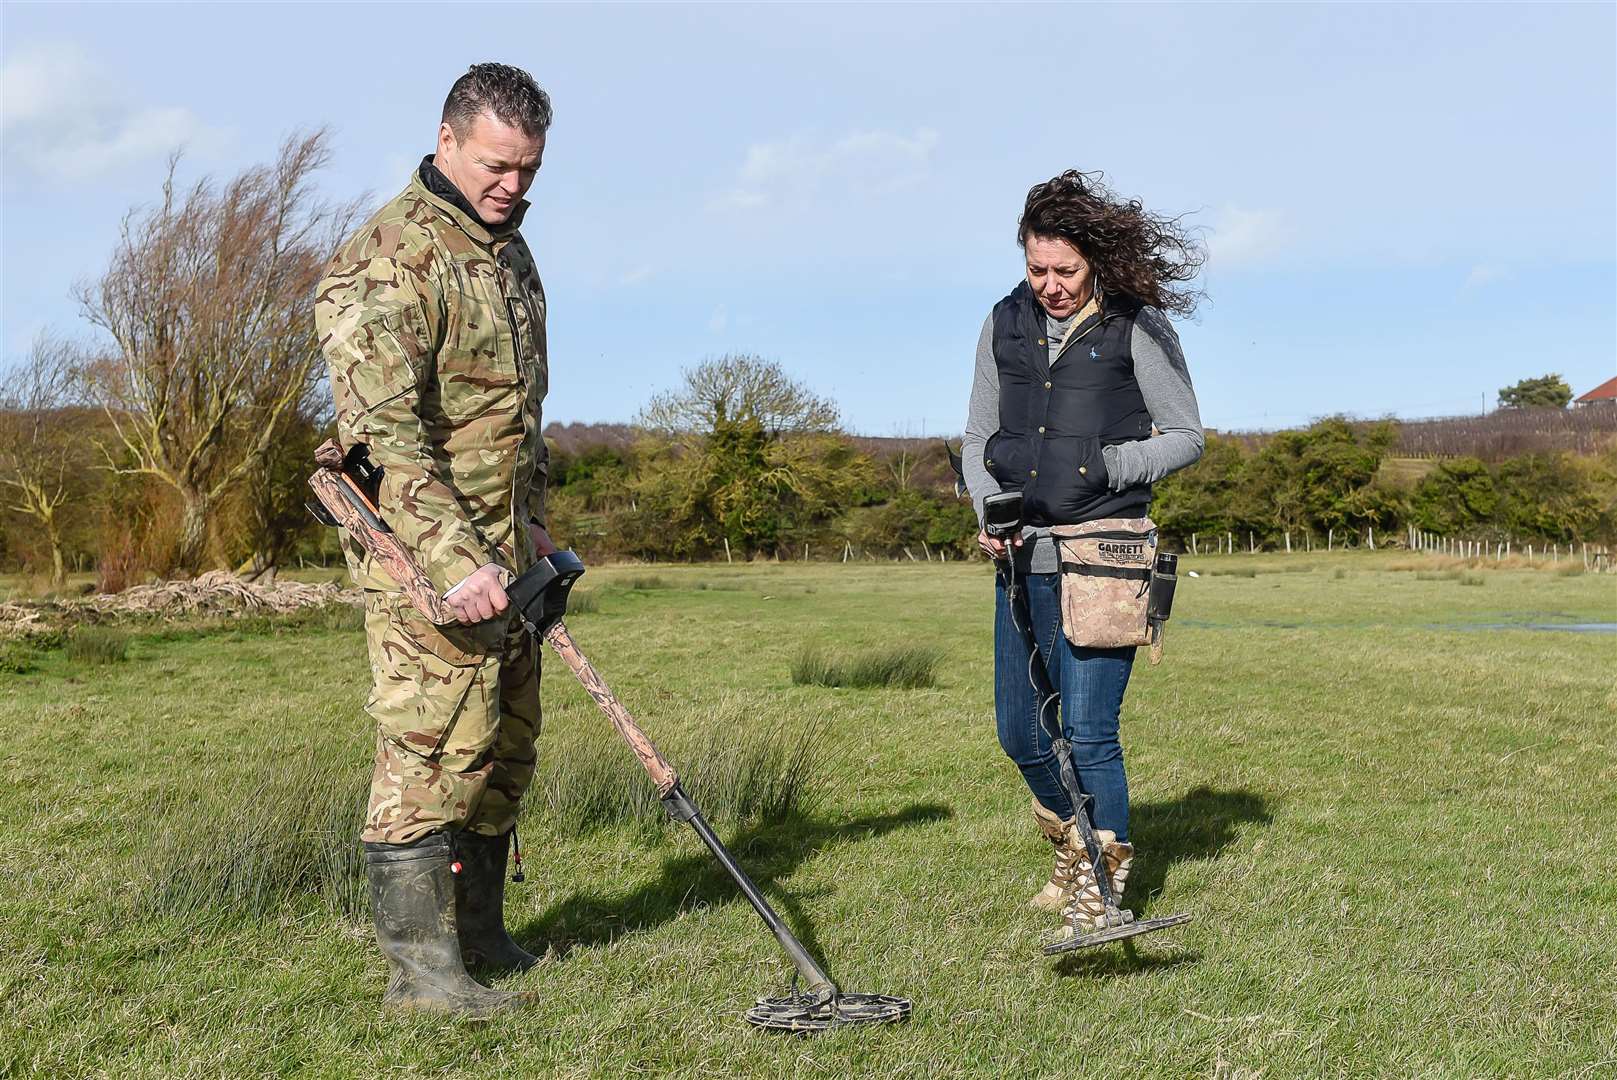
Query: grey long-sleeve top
961 304 1205 573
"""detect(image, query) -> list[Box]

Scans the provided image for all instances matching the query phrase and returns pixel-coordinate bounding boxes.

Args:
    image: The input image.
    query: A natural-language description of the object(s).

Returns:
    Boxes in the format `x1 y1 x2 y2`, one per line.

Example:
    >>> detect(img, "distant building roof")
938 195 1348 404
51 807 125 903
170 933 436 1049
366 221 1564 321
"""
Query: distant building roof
1575 376 1617 403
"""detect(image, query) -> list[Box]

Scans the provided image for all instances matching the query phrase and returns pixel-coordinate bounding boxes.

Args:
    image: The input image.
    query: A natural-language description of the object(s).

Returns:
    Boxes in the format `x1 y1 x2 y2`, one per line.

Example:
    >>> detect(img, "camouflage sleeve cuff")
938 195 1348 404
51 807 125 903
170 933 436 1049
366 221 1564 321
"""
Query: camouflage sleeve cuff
432 550 494 599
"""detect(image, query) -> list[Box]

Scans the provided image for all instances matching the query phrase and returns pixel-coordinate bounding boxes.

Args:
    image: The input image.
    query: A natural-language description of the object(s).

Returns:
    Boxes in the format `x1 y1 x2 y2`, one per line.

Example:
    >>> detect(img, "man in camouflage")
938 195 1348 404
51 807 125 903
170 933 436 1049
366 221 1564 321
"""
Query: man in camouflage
316 63 554 1016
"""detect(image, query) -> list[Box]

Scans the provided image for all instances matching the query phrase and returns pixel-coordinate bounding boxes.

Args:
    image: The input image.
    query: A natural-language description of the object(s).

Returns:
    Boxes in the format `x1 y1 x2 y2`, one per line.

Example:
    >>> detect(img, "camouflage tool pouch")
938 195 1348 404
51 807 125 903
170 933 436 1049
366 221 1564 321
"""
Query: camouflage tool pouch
1050 517 1159 649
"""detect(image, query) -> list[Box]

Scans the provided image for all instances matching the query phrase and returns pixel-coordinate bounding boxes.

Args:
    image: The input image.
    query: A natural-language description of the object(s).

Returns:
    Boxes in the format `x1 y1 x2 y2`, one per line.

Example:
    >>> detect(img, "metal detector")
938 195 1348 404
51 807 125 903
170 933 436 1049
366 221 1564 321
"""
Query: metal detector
506 553 912 1032
982 495 1193 955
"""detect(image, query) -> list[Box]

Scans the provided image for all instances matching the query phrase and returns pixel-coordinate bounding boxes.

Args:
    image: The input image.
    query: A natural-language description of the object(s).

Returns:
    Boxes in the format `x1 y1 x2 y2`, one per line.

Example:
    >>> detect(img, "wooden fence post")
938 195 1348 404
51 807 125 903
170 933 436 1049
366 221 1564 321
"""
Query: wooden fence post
724 537 733 564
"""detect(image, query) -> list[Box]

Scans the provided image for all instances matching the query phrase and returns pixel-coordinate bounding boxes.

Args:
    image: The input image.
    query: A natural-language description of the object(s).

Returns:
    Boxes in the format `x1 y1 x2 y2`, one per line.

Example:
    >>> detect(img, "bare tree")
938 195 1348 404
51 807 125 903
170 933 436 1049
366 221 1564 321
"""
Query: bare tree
0 335 96 586
75 131 356 573
639 354 839 439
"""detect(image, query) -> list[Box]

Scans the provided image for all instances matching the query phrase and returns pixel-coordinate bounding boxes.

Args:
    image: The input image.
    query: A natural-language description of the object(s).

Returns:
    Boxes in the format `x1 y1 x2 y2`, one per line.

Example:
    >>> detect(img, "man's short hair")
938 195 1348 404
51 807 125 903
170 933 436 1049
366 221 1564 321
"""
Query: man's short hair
442 63 553 140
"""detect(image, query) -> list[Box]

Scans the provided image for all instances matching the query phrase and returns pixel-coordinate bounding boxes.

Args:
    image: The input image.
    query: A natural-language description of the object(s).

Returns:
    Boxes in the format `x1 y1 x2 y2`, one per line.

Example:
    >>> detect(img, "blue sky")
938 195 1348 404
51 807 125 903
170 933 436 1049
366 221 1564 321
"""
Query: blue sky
3 2 1614 434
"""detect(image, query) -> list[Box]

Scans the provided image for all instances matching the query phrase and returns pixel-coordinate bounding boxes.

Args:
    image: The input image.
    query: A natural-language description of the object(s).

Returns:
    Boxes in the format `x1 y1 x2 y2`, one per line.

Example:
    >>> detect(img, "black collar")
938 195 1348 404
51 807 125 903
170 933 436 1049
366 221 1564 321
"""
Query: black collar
417 155 525 232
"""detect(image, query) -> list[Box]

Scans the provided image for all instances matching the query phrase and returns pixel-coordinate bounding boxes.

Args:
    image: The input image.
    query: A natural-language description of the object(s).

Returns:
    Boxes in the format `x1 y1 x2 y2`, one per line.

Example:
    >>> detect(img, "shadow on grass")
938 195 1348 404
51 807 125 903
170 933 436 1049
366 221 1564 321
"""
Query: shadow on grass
1049 785 1269 980
1125 785 1271 916
1053 944 1203 980
514 802 952 963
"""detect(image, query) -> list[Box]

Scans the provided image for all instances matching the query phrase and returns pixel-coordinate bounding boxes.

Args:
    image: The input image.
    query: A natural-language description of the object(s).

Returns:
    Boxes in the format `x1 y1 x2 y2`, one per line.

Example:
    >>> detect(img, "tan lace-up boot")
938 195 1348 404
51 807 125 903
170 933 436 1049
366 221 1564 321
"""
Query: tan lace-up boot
1029 799 1084 911
1055 830 1135 938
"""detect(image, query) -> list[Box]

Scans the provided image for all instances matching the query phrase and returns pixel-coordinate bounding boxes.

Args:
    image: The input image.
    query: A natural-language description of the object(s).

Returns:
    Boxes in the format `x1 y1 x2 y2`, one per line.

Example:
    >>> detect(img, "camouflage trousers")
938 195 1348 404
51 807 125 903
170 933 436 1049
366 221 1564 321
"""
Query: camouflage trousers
360 590 540 844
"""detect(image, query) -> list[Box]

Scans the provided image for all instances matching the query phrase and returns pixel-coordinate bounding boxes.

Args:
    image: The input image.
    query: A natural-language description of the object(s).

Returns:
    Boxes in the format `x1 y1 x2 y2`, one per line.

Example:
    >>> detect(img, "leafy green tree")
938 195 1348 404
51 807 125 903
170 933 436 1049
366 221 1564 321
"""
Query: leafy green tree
1409 457 1497 535
618 419 874 560
1497 374 1573 409
619 357 871 558
1152 434 1249 539
1492 452 1603 541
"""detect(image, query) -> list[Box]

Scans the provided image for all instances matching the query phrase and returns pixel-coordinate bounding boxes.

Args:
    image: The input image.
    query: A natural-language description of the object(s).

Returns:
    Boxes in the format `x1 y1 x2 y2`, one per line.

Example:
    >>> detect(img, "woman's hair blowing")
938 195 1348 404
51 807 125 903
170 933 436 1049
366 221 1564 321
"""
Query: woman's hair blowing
1018 170 1205 317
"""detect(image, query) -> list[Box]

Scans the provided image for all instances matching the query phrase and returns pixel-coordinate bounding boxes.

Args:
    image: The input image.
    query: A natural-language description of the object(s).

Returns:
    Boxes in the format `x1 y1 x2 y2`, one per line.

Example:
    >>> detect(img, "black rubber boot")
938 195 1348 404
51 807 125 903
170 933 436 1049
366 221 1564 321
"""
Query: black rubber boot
364 833 530 1015
453 829 539 973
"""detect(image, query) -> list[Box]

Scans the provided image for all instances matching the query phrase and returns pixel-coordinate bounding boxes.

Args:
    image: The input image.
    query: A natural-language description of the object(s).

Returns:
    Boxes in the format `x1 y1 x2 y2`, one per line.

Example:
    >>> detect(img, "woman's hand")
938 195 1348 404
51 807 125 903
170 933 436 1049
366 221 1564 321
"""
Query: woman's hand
977 529 1023 559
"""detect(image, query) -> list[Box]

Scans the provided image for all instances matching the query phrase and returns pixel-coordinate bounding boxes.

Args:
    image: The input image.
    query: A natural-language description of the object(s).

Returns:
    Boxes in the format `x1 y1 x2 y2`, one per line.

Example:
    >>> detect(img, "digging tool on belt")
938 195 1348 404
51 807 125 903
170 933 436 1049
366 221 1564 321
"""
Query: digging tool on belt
307 442 910 1031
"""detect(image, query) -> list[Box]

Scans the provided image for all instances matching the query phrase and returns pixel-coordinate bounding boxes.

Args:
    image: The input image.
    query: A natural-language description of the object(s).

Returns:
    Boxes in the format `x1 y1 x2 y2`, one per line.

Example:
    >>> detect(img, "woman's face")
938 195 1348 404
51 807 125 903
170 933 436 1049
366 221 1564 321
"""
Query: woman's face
1024 234 1093 320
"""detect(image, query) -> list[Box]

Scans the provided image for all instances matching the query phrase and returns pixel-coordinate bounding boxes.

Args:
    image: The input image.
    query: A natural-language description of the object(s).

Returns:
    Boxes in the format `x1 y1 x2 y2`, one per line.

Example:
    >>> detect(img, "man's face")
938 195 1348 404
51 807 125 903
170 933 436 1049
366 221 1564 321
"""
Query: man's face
434 113 545 224
1024 234 1093 320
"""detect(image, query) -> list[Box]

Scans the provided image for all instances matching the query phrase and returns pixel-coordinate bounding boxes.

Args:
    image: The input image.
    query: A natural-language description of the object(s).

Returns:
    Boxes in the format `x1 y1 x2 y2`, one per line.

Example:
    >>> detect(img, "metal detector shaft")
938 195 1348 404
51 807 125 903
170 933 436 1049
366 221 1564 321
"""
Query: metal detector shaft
1005 559 1120 911
538 620 836 994
661 784 836 994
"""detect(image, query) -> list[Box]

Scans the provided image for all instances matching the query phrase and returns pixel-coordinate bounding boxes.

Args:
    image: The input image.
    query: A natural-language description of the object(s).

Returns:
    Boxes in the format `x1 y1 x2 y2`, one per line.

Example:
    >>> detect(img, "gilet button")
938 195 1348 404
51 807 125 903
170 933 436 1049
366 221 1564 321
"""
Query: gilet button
1079 466 1088 475
1037 338 1046 346
1037 426 1045 434
1029 469 1038 478
1044 381 1052 389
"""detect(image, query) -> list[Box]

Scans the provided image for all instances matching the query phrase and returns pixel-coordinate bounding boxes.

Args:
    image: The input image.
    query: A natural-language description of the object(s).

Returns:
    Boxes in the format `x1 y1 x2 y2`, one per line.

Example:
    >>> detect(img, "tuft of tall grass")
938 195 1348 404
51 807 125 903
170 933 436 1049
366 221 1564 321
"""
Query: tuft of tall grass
565 588 601 615
529 722 825 834
792 643 943 689
625 574 669 591
65 626 130 665
143 721 826 920
0 639 40 675
1209 567 1259 578
1459 573 1486 586
146 743 370 920
308 602 364 632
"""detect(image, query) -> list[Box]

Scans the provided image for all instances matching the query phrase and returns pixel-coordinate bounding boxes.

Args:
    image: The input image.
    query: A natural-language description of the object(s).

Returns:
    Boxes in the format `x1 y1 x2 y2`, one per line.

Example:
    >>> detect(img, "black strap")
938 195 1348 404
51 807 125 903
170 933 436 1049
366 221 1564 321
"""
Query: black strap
1058 561 1151 581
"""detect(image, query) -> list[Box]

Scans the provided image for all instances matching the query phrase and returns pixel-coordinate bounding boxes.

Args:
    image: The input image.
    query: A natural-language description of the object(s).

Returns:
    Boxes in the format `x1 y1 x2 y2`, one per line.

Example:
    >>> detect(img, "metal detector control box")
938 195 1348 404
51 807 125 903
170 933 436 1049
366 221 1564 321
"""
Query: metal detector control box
506 550 586 635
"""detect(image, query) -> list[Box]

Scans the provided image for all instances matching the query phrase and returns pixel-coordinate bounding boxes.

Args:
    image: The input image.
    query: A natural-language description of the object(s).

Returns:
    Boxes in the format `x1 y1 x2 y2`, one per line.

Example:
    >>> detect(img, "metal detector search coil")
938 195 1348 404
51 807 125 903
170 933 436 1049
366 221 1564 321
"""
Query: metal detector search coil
746 990 913 1033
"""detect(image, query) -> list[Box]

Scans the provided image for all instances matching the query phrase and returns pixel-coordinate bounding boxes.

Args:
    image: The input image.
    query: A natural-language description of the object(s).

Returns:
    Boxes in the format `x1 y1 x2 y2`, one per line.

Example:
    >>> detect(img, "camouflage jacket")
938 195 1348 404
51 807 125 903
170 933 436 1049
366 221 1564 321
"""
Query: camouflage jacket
317 169 549 597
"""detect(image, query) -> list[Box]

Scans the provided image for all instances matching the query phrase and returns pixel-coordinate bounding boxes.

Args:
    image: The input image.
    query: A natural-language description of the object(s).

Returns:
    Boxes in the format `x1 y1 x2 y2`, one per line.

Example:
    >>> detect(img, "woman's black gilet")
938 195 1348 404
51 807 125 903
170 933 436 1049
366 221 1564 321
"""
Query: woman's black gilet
983 281 1152 526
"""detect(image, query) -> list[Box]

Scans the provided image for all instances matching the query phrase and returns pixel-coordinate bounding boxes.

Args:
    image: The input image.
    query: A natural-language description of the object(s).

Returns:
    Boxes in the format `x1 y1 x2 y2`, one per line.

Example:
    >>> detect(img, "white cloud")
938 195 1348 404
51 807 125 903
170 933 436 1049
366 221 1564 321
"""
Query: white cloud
711 128 940 212
1206 206 1292 267
619 265 655 286
2 40 230 182
1462 262 1508 289
708 303 728 333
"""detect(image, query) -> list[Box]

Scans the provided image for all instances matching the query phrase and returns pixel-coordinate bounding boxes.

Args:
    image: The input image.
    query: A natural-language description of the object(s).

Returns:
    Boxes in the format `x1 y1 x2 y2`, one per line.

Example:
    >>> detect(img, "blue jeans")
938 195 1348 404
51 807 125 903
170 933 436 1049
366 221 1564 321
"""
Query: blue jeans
994 569 1134 840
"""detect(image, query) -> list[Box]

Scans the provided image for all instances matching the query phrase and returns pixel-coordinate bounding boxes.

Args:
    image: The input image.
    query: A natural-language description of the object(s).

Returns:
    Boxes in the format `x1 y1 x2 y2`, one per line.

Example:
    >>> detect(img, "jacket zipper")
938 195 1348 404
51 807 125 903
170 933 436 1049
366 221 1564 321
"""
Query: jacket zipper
1053 309 1120 366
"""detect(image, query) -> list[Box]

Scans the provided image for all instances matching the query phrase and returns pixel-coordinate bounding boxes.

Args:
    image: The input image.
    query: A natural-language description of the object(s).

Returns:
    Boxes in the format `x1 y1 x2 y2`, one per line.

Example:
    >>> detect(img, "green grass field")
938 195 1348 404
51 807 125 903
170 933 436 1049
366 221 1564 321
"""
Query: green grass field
2 554 1614 1078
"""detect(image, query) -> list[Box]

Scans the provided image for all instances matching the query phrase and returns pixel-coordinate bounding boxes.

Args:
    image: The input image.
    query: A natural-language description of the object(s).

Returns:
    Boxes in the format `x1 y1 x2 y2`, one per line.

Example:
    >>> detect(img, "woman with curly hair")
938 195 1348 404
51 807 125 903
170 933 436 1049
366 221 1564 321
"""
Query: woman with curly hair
960 170 1206 944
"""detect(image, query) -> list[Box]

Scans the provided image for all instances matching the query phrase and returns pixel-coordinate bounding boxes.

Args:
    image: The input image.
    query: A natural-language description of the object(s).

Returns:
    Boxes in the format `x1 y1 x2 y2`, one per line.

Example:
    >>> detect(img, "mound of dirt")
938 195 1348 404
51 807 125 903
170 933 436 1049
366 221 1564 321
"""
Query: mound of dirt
1 571 361 639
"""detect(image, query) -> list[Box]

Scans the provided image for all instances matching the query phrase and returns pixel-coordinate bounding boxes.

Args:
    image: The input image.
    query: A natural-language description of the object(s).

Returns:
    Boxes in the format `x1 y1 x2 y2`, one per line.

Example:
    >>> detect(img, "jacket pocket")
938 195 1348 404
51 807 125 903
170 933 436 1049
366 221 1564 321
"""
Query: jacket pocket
1033 435 1107 521
984 431 1031 489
